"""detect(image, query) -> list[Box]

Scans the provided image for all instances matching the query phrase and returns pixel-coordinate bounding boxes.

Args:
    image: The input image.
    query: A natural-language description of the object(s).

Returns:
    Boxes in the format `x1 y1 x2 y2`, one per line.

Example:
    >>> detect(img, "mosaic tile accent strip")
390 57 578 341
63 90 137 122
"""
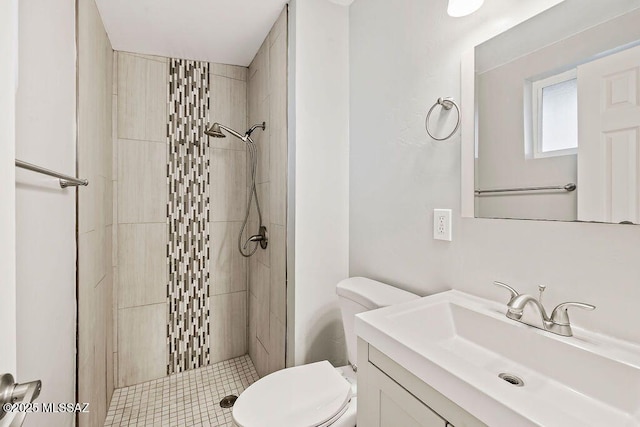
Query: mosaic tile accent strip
167 58 211 374
104 355 259 427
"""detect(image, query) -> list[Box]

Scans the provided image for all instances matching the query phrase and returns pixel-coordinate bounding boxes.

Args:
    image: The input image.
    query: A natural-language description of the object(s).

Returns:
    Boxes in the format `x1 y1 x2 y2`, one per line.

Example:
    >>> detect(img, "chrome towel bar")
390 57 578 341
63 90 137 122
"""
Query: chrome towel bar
475 183 576 195
15 159 88 188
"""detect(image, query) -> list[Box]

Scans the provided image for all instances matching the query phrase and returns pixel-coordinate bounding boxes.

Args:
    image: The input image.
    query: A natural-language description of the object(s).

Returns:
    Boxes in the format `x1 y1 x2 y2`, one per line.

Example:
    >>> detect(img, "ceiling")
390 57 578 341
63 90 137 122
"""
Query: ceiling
95 0 289 66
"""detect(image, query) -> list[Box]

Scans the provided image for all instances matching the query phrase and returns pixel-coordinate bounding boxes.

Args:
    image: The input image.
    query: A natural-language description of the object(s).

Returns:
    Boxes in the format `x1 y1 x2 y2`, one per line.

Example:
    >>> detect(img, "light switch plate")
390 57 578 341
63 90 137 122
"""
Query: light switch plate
433 209 452 241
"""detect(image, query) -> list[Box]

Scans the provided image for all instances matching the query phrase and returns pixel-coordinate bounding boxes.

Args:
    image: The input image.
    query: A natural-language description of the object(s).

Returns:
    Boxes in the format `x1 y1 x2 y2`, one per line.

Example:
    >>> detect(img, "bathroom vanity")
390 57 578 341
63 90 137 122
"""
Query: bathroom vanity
357 338 484 427
355 291 640 427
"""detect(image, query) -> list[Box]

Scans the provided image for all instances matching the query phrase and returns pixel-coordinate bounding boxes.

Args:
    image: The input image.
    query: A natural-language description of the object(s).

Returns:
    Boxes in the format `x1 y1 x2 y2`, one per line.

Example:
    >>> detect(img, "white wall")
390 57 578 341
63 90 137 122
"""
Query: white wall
291 0 350 366
15 0 77 425
350 0 562 295
349 0 640 346
0 0 18 376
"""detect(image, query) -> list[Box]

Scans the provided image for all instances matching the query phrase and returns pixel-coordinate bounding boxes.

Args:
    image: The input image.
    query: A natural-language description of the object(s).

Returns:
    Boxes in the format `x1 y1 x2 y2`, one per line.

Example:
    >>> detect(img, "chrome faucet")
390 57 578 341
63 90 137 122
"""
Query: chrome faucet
493 281 595 337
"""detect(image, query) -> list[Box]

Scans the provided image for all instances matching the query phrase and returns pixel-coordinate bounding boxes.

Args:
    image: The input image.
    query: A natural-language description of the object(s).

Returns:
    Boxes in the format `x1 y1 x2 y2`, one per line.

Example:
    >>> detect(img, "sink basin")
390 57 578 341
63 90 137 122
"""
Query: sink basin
355 290 640 427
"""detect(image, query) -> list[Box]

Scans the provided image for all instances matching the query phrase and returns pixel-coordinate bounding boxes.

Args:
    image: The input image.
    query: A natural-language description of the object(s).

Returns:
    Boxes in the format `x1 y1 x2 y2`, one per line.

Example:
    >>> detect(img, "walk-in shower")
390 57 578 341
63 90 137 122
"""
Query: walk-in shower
205 121 268 257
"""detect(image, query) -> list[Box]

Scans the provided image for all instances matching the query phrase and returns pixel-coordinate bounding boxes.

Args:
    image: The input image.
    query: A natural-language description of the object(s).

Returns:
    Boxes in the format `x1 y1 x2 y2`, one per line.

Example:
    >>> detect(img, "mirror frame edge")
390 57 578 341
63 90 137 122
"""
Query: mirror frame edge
461 48 475 219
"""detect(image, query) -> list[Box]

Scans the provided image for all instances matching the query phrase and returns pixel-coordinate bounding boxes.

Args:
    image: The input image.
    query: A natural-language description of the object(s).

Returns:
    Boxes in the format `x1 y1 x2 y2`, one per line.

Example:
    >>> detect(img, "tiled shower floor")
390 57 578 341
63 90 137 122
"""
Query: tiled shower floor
104 355 259 427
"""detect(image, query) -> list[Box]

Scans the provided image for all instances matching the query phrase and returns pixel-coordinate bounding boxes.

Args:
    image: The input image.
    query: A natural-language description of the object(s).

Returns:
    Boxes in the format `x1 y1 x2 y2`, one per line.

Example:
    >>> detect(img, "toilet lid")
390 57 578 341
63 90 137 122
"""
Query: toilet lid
233 361 352 427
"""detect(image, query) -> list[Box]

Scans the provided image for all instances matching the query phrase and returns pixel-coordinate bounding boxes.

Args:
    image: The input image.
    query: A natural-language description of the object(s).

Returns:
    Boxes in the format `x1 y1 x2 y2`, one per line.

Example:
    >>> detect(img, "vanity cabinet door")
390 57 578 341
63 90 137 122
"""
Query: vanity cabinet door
371 362 448 427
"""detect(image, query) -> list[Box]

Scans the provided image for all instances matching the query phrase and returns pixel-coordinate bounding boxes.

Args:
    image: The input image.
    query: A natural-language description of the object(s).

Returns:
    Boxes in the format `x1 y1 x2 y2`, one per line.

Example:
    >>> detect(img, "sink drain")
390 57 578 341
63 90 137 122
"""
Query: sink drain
220 395 238 408
499 373 524 387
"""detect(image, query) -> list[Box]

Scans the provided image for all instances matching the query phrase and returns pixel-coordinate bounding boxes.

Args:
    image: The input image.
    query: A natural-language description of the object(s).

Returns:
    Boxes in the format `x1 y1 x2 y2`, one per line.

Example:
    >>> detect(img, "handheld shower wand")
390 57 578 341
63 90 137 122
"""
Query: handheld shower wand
205 122 268 257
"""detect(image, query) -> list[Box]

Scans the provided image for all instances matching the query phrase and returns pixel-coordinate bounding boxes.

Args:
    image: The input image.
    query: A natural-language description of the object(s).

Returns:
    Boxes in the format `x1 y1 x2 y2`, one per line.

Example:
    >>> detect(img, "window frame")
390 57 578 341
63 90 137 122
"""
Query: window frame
531 69 578 159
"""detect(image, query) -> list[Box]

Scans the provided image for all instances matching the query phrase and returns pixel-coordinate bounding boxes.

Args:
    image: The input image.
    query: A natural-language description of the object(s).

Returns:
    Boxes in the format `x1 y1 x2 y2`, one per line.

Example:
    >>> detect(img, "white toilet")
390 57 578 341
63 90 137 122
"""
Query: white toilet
232 277 420 427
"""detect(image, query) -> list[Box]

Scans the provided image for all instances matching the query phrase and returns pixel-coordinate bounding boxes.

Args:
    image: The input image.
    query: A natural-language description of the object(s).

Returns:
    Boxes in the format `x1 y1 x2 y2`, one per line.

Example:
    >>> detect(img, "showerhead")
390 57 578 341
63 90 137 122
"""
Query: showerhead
204 123 226 138
204 122 267 143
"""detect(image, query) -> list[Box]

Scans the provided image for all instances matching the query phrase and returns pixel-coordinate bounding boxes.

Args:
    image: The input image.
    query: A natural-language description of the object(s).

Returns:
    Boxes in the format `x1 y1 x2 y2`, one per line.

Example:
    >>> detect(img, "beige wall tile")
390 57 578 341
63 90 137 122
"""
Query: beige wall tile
248 66 259 121
105 224 112 283
210 62 228 77
112 94 118 177
94 177 107 283
122 51 167 63
105 177 113 227
211 149 246 222
112 52 118 95
91 279 107 425
118 223 167 308
117 53 146 140
256 182 270 231
78 166 96 234
78 234 97 368
248 256 267 298
112 266 118 353
229 78 248 137
268 315 286 374
145 58 167 142
269 32 287 130
253 98 270 184
270 126 287 226
117 139 167 224
249 43 269 103
211 74 231 128
254 183 271 268
254 240 270 274
77 1 114 423
210 222 247 295
113 353 118 391
77 357 93 427
210 292 247 363
254 261 270 348
211 63 248 82
248 292 257 362
210 75 248 151
101 90 114 180
78 231 97 298
118 304 167 386
112 220 118 267
106 275 114 402
268 8 288 47
269 225 286 324
255 339 269 378
117 52 167 142
247 8 288 372
228 65 248 82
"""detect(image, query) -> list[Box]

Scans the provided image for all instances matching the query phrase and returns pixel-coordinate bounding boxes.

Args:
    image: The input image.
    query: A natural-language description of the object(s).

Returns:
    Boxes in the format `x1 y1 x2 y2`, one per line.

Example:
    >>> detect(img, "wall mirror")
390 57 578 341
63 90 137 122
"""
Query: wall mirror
470 0 640 224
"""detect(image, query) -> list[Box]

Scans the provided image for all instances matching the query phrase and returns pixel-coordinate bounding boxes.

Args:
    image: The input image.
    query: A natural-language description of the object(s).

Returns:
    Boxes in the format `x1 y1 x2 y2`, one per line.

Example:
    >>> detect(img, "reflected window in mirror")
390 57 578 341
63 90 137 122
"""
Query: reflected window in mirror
530 70 578 159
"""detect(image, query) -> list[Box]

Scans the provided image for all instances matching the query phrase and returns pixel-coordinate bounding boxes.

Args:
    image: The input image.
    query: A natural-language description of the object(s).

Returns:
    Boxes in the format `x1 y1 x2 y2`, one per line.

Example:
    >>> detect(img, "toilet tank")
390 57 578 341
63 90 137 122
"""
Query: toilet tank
336 277 420 369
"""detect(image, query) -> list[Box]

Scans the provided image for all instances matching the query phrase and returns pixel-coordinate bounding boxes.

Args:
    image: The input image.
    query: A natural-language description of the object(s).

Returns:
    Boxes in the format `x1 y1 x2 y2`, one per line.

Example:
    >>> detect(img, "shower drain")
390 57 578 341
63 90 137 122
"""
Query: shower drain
220 395 238 408
498 373 524 387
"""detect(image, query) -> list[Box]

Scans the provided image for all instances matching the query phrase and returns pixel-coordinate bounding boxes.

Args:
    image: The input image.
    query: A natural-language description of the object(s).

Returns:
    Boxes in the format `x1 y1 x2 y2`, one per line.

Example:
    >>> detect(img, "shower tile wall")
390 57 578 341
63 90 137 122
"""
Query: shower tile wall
77 0 115 425
208 64 249 364
114 51 169 387
247 8 288 378
113 51 249 387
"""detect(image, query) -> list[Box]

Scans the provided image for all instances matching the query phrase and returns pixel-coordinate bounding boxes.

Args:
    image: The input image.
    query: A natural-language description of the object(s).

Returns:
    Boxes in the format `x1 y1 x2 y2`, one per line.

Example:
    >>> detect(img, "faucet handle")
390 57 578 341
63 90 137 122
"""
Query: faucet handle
551 302 596 325
493 281 519 302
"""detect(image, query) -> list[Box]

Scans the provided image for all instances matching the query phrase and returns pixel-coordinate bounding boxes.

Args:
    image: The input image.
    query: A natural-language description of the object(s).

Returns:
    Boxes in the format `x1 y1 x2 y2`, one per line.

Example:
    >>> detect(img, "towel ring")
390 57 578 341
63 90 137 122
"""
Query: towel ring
425 97 461 141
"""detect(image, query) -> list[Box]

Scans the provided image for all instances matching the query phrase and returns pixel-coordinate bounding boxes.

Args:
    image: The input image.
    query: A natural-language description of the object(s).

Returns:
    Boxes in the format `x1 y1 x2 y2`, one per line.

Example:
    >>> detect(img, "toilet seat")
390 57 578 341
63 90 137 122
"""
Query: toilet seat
233 361 352 427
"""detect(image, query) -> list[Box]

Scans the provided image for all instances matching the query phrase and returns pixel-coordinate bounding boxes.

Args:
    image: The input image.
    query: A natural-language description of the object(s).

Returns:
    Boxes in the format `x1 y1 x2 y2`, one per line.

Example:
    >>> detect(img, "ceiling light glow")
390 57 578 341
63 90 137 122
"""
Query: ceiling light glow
447 0 484 17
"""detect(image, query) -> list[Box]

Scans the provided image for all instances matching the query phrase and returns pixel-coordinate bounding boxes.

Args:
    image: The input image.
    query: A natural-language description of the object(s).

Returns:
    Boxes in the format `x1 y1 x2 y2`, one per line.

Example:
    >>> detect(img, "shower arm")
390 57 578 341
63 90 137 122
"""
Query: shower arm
246 122 266 138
